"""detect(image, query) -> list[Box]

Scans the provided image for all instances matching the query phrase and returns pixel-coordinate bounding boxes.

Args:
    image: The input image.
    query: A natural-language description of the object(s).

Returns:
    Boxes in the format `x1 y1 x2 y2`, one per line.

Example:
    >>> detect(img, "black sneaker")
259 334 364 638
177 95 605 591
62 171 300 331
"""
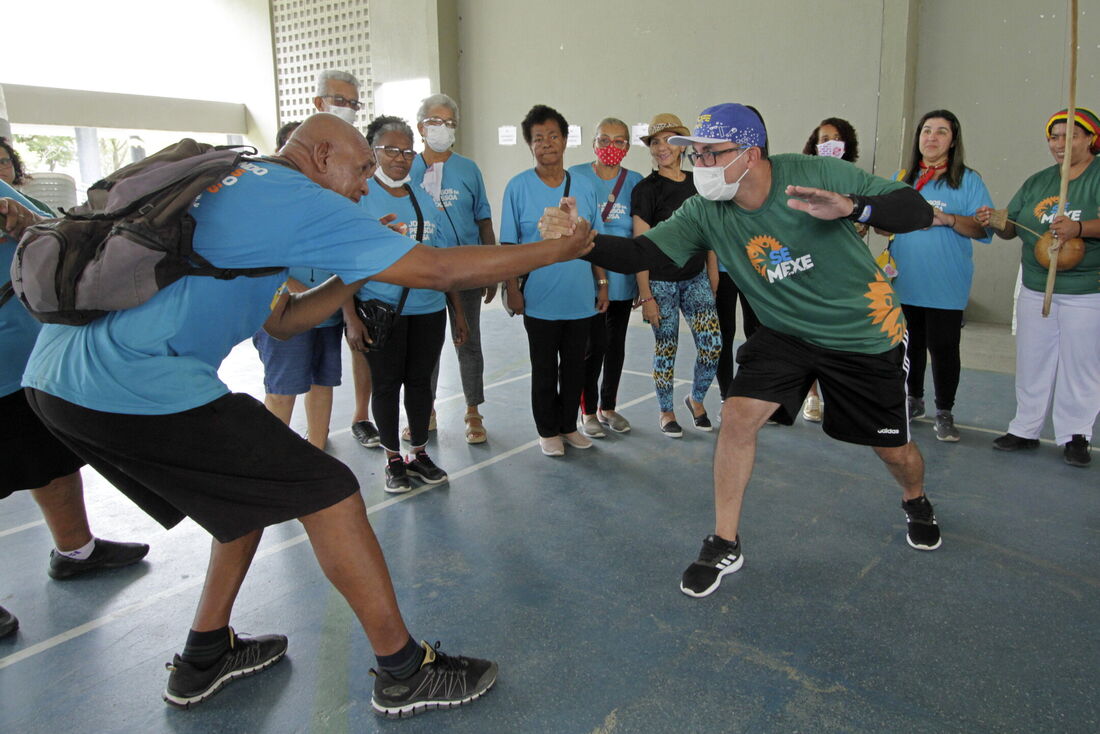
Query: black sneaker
902 495 942 551
1064 435 1091 467
660 419 683 438
48 538 150 580
908 396 925 420
992 433 1040 451
371 640 497 719
679 534 743 598
0 606 18 638
352 420 381 448
385 455 413 493
405 451 448 485
683 396 712 432
163 629 287 708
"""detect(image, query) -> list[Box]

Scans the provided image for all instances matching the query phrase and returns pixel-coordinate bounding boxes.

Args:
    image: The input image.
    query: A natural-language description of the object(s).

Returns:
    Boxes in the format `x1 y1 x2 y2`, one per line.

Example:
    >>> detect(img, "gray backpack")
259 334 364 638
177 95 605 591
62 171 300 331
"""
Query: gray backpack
9 138 282 325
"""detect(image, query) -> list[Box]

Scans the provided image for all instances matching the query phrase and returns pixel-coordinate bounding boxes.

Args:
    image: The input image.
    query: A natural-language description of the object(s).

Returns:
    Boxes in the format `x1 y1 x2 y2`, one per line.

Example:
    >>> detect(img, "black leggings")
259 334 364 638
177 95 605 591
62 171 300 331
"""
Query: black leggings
365 310 447 452
901 304 963 411
581 300 633 413
715 272 760 397
523 315 590 437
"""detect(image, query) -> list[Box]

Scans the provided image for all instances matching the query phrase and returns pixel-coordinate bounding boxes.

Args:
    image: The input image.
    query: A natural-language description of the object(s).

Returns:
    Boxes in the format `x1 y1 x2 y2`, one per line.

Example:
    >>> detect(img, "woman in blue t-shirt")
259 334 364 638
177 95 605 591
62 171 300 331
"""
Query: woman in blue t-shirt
501 105 605 457
354 117 467 492
885 110 993 443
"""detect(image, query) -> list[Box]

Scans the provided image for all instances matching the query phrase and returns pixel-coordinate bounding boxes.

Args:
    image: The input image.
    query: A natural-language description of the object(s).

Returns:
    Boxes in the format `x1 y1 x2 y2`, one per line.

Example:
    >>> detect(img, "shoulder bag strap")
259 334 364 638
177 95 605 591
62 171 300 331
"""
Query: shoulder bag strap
601 168 628 222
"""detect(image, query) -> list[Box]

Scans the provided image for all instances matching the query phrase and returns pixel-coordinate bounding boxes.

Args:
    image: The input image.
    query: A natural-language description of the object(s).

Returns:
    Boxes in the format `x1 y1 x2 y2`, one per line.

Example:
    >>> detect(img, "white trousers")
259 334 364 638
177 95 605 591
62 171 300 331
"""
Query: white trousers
1008 287 1100 444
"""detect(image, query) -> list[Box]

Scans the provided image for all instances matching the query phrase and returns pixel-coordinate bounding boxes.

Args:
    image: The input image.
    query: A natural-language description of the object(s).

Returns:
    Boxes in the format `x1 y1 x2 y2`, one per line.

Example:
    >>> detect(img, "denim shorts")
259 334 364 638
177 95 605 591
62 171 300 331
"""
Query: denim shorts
253 323 343 395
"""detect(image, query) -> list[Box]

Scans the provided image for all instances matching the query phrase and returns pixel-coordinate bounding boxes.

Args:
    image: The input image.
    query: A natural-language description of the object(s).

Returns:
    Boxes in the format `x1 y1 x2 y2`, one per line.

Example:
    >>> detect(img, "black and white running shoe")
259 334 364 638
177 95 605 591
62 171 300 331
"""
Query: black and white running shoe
679 534 743 598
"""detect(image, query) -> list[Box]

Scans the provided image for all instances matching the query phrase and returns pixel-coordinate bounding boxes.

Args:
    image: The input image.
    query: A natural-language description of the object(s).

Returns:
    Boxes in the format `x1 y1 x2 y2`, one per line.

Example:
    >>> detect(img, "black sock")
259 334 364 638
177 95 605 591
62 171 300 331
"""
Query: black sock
181 627 231 668
376 636 425 680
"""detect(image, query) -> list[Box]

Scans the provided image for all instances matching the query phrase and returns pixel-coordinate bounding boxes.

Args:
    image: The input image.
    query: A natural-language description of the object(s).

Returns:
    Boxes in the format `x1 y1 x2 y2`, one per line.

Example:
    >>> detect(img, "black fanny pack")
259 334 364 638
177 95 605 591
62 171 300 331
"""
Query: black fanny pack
354 184 422 350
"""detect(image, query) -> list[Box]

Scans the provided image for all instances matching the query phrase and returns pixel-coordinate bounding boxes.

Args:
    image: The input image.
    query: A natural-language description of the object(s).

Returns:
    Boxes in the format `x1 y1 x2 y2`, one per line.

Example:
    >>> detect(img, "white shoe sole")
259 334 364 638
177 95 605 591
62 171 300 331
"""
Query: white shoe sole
679 554 744 598
372 667 498 719
163 649 286 708
906 535 943 551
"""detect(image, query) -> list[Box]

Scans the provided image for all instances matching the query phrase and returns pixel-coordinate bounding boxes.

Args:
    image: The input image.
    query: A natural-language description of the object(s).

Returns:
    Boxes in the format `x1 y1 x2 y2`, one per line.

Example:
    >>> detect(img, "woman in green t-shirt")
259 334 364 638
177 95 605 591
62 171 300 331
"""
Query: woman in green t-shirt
976 107 1100 468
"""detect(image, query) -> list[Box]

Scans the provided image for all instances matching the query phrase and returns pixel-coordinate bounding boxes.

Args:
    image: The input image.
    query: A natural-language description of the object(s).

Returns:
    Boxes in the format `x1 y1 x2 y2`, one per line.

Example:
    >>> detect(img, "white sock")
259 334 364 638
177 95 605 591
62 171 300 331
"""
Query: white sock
56 537 96 560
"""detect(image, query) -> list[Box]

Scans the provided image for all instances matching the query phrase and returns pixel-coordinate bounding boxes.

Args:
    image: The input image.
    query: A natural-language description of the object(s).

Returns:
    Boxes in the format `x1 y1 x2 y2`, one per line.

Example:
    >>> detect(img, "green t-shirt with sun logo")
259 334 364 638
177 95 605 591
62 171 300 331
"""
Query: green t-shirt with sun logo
644 154 910 354
1006 156 1100 295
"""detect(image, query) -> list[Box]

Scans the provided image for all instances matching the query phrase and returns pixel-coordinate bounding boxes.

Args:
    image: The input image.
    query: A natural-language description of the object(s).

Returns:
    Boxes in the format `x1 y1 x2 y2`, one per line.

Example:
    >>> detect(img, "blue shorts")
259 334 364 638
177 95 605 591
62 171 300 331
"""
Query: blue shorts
253 324 343 395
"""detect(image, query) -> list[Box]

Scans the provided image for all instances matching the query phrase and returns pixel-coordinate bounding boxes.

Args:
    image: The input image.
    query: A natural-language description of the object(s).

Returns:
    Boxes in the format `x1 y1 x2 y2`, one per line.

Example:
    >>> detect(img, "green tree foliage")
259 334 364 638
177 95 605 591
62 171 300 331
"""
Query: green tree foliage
14 134 76 172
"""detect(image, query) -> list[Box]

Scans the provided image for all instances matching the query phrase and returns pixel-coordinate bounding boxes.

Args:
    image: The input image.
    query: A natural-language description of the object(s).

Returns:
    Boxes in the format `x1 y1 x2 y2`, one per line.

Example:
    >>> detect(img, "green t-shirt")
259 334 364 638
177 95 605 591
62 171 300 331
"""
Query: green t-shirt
1006 156 1100 295
645 154 909 354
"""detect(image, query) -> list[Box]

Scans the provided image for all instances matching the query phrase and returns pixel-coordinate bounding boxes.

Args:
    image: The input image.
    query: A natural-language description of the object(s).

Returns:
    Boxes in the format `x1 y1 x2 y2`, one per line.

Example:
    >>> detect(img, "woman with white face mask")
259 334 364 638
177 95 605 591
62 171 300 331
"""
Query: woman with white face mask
409 94 497 445
631 114 722 438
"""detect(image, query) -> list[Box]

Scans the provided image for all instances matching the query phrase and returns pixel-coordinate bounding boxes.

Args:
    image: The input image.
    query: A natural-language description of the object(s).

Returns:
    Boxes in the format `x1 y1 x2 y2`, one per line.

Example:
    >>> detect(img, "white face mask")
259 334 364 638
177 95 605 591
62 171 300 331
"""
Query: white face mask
325 105 357 124
816 140 846 158
375 169 411 188
693 149 749 201
424 124 456 153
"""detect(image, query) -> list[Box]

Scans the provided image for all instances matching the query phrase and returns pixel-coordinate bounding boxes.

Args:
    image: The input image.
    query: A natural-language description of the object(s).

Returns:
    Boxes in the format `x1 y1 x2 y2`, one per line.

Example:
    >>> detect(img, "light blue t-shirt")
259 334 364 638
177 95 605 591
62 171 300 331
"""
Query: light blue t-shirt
890 168 993 310
355 180 454 315
567 163 642 301
23 162 415 415
410 152 491 246
0 182 48 397
287 267 342 328
500 168 601 320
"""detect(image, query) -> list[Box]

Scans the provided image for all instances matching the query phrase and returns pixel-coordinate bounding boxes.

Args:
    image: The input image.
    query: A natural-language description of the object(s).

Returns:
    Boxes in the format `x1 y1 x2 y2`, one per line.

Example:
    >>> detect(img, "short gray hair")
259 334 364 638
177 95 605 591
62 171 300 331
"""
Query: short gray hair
366 115 415 147
417 93 460 126
316 69 360 96
597 117 629 136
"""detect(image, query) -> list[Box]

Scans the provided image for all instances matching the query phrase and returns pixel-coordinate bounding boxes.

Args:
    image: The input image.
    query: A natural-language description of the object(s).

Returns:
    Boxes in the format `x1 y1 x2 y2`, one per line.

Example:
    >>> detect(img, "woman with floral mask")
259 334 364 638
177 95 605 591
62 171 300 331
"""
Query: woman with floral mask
797 116 865 423
501 104 605 457
409 94 497 445
631 114 722 438
882 110 994 443
568 118 643 438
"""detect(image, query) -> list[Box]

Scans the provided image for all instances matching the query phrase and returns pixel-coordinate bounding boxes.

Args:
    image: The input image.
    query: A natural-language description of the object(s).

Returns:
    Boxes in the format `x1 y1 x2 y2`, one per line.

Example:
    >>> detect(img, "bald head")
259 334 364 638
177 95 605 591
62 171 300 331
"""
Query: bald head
280 113 376 202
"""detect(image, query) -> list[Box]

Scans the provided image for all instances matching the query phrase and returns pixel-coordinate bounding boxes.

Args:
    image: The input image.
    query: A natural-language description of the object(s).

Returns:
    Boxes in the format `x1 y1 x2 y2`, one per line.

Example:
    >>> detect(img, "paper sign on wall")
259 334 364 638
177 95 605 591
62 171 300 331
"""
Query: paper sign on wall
631 123 649 145
567 125 582 147
498 126 517 145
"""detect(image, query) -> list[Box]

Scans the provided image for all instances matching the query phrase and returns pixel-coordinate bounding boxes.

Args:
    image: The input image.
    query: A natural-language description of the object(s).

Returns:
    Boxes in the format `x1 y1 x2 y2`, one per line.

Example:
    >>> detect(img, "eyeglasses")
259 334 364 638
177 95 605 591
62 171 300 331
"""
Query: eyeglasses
686 147 742 167
0 157 12 167
321 94 362 111
373 145 417 161
422 117 457 129
594 136 629 150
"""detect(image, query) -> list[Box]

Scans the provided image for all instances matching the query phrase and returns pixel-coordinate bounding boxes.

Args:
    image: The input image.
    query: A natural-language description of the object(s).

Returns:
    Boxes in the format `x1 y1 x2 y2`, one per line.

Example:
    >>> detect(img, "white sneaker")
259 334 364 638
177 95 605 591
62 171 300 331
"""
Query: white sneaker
539 435 565 456
579 414 606 438
561 431 593 449
801 395 823 423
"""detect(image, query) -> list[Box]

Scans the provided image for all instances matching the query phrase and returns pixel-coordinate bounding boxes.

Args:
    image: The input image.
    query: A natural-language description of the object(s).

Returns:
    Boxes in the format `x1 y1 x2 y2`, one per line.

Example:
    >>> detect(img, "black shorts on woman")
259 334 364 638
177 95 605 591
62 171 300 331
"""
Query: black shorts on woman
729 326 911 448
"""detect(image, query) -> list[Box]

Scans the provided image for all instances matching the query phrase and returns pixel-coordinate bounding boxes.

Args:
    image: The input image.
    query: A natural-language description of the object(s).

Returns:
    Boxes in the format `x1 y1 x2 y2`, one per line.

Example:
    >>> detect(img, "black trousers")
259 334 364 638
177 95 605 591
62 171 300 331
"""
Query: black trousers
523 314 590 437
715 272 760 397
581 300 633 413
364 309 447 451
900 303 963 411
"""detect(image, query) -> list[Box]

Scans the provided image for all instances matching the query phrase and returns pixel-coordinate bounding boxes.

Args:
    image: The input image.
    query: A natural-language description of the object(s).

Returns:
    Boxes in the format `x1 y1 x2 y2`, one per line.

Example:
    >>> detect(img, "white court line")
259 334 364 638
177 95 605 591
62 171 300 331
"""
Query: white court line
0 519 46 539
0 372 682 670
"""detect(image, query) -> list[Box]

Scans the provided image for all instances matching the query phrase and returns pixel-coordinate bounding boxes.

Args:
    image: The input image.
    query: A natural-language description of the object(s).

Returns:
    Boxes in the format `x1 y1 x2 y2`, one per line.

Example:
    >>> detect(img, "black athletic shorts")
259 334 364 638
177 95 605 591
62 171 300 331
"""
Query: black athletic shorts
728 326 911 448
26 389 360 542
1 389 85 498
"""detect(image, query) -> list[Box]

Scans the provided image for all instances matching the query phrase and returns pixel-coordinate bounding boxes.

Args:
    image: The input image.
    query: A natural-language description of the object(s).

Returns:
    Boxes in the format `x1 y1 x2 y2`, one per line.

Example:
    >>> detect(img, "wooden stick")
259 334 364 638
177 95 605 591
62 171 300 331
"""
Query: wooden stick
1044 0 1078 317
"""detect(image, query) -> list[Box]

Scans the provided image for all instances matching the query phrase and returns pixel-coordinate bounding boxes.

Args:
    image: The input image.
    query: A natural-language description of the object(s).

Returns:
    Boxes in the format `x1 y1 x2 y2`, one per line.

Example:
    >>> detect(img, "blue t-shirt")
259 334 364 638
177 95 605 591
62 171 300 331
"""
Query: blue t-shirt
287 267 343 328
567 163 642 301
0 182 48 397
23 162 415 415
890 168 993 310
500 168 601 320
355 180 454 315
409 153 491 246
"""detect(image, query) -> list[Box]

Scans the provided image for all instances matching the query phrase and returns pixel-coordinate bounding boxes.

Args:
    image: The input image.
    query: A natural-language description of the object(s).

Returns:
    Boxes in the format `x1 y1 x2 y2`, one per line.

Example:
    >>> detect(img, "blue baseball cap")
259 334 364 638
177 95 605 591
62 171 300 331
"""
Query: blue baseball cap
668 103 767 149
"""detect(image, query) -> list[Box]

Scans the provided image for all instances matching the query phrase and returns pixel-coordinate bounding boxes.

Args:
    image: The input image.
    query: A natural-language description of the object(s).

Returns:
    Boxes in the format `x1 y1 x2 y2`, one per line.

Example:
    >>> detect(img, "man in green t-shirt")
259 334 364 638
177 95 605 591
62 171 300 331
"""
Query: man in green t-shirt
540 103 939 599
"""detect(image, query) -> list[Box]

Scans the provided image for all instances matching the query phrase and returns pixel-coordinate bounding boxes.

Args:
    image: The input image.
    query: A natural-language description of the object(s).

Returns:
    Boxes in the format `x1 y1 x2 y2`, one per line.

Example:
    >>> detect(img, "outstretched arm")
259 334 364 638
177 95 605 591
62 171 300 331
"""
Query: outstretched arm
785 185 933 233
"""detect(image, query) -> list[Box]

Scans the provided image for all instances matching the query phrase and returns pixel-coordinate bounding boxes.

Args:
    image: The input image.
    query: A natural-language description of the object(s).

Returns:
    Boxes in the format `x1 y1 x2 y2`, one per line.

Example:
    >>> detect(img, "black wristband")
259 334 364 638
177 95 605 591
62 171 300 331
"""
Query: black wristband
846 194 871 223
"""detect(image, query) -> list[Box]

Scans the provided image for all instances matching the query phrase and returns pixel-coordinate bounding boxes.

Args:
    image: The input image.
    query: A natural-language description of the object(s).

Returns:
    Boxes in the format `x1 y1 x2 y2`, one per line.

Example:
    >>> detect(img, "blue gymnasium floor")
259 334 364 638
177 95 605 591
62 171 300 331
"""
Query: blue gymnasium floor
1 306 1097 734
